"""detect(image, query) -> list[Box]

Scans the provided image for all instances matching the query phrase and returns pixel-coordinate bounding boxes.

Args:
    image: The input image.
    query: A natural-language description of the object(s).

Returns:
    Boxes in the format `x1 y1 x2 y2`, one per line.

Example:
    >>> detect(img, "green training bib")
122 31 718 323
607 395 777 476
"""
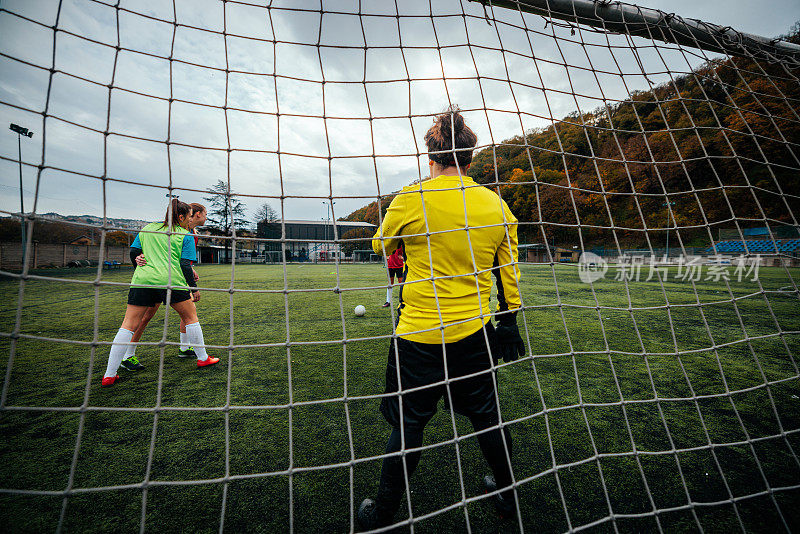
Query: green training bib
130 222 190 288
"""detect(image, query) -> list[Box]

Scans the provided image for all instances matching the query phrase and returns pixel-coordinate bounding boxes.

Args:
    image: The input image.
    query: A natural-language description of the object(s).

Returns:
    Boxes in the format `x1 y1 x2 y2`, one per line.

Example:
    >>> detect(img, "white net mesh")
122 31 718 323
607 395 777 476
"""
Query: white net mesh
1 0 799 532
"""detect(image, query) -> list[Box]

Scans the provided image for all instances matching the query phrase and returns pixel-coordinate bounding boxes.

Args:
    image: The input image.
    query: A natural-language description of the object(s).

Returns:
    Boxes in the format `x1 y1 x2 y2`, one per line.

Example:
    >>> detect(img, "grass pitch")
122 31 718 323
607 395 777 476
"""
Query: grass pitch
1 263 799 533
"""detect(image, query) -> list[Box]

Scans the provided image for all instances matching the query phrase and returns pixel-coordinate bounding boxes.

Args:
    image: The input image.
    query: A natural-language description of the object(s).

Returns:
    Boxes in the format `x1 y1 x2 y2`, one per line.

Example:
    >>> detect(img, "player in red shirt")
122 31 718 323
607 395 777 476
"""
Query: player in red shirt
383 247 405 307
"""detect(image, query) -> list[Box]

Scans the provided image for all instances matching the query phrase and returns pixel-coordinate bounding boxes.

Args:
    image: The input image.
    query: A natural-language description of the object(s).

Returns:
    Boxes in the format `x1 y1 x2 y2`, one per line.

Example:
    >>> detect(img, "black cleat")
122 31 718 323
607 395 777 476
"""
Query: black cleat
358 498 402 532
119 356 144 371
358 499 381 531
484 475 516 519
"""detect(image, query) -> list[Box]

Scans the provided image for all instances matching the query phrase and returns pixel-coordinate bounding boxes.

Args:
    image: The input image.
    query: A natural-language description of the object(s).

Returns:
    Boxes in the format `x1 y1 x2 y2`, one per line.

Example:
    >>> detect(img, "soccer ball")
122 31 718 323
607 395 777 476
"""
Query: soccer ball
354 305 366 317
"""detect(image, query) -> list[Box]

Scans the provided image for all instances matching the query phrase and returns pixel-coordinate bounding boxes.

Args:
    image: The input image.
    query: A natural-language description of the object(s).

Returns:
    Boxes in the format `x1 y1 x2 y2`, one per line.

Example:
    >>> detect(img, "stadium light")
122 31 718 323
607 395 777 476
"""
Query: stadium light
10 123 33 138
9 123 33 263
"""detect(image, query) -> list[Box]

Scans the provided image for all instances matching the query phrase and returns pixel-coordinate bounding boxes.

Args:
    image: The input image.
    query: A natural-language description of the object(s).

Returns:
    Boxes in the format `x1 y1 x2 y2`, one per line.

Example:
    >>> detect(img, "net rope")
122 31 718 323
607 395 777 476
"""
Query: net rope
0 0 799 532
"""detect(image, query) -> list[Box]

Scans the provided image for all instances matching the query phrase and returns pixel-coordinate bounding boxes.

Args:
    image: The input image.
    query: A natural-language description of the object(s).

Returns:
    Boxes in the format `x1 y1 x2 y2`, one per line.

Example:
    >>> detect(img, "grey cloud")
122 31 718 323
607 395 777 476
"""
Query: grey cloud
1 0 798 224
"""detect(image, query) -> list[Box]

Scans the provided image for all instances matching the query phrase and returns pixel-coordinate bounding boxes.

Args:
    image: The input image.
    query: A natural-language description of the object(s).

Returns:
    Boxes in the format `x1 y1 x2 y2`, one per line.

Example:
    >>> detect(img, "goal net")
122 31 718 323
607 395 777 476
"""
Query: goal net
1 0 798 532
261 250 284 265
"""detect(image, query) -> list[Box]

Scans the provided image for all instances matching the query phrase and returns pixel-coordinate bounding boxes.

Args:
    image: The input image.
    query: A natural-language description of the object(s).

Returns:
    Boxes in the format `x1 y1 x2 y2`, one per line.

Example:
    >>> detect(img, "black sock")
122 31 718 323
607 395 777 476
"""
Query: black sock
471 416 514 502
375 427 424 520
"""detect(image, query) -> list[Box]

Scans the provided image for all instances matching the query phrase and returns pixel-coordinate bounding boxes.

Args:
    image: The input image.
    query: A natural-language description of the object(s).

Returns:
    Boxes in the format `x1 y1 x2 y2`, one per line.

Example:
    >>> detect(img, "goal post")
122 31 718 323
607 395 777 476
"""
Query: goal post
469 0 800 63
351 250 382 263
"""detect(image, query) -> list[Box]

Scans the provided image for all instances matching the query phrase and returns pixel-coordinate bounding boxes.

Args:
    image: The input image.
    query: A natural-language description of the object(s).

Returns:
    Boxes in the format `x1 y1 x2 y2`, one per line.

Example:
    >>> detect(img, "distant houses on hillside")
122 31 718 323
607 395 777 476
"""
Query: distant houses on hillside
39 212 148 230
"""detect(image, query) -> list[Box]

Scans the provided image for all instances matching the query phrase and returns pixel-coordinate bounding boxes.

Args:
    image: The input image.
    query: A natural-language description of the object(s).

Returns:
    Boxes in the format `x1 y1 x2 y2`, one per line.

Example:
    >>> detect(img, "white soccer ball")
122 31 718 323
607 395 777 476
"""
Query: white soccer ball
354 305 366 317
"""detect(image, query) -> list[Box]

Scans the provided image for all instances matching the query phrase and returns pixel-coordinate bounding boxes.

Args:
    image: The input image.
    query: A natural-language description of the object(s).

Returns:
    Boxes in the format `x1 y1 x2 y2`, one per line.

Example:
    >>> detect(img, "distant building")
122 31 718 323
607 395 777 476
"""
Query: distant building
196 244 227 264
519 244 578 263
254 219 376 261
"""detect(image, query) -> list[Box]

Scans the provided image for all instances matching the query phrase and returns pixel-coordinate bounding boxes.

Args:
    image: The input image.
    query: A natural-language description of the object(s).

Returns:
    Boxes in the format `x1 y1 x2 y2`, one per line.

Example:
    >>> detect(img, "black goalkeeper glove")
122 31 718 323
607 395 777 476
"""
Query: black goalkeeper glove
493 312 525 364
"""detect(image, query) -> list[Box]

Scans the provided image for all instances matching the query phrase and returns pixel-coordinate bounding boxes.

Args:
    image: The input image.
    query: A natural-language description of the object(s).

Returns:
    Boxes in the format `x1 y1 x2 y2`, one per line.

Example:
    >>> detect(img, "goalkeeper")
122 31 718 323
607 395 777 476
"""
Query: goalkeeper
359 106 524 529
101 199 219 387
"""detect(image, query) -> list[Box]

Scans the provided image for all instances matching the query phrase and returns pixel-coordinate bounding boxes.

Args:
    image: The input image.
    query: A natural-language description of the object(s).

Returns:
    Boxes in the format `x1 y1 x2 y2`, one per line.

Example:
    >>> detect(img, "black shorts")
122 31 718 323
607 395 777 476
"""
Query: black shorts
388 267 404 278
127 287 191 307
380 322 500 430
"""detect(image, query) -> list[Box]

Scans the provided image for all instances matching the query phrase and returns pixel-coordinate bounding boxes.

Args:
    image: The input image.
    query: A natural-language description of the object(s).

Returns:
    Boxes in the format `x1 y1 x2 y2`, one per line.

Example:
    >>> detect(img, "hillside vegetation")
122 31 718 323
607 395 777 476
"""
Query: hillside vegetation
345 30 800 249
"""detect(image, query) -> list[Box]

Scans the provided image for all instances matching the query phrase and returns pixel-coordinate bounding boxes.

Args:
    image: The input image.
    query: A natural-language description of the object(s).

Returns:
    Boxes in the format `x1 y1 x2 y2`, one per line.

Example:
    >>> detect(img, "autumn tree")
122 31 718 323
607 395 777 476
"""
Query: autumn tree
105 230 132 246
340 227 374 256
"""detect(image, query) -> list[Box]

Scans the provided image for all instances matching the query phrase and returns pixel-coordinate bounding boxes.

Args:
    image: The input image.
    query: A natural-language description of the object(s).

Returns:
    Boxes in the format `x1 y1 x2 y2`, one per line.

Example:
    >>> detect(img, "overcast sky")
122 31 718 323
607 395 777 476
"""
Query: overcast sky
1 0 798 226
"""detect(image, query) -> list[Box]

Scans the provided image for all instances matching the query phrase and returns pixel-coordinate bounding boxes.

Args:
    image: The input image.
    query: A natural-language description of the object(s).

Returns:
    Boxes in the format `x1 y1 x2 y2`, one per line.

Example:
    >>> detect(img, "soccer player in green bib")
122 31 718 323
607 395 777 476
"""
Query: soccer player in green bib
102 199 219 387
119 202 208 371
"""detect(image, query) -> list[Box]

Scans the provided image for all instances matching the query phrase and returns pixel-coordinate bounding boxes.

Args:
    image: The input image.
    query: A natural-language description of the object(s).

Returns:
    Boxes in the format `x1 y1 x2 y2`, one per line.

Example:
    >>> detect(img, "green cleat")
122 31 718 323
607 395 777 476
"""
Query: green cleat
120 356 144 371
177 347 196 358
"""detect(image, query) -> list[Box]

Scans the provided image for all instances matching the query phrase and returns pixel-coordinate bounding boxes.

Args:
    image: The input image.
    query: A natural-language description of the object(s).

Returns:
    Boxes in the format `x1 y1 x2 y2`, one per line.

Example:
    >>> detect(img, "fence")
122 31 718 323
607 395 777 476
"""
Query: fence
0 242 129 270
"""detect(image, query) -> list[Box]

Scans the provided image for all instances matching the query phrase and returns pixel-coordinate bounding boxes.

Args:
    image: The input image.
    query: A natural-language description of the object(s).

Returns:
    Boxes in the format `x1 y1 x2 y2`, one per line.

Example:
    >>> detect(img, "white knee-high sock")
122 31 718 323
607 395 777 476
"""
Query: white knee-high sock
386 286 393 303
105 328 134 378
179 331 189 350
124 343 136 358
185 322 208 361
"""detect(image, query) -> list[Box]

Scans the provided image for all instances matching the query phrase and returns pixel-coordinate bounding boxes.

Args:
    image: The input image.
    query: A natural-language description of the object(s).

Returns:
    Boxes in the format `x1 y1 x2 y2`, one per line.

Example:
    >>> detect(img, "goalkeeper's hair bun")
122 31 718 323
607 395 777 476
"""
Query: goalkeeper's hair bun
424 105 477 169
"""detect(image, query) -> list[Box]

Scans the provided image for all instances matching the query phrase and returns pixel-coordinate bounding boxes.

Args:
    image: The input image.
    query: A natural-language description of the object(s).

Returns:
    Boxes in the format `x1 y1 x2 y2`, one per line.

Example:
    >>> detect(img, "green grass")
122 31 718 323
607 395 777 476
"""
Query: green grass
1 263 799 533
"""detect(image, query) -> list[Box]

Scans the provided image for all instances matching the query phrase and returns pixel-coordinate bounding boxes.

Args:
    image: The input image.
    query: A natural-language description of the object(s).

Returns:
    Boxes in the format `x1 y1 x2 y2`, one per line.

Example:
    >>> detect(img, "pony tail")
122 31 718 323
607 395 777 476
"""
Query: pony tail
162 198 191 229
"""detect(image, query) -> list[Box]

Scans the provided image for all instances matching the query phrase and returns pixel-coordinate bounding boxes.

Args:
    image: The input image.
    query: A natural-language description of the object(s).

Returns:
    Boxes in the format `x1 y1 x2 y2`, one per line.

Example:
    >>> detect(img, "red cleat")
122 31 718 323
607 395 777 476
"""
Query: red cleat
101 375 120 387
197 356 219 368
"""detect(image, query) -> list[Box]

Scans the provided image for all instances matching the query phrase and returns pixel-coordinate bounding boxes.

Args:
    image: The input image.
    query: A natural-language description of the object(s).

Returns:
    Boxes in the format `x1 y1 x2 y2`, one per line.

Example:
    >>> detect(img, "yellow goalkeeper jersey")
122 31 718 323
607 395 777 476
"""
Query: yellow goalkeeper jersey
372 174 521 344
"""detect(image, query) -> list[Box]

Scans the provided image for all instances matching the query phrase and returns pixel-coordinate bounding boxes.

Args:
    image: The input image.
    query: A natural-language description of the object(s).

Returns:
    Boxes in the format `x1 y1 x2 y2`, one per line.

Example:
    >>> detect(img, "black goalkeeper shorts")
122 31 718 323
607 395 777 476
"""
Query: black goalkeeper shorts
380 322 500 430
127 287 191 307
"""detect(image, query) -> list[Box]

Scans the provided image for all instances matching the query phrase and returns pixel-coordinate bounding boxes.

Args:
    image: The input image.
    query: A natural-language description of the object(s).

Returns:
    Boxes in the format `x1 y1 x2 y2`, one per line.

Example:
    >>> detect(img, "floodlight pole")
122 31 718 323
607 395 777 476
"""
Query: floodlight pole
17 132 23 255
322 200 335 254
10 123 33 263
